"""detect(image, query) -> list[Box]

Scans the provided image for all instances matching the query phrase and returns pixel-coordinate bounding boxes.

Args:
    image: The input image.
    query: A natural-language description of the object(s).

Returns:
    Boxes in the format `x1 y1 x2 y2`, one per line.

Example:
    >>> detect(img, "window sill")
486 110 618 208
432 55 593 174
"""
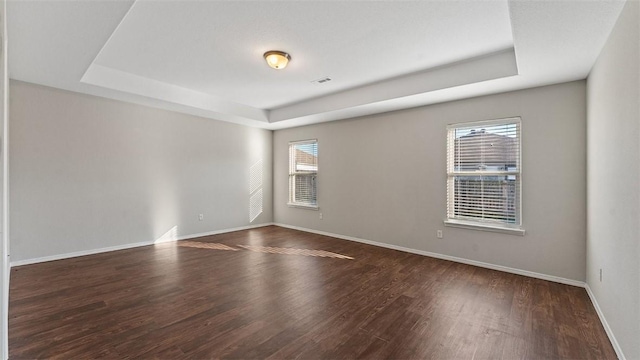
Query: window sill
444 219 525 236
287 203 319 210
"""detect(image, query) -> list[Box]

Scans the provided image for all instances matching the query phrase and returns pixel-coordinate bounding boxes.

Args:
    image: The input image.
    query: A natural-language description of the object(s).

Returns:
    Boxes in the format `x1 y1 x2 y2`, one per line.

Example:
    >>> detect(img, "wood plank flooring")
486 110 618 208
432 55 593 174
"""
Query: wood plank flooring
9 225 616 359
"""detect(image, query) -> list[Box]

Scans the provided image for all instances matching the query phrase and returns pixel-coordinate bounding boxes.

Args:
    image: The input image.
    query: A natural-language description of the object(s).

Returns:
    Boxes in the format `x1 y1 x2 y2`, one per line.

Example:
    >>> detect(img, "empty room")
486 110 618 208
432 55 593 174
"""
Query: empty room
0 0 637 359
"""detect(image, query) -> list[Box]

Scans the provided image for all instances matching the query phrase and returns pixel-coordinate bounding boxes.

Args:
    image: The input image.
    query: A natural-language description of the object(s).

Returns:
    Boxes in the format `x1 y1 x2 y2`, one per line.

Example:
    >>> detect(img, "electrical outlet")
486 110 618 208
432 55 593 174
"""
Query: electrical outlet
437 230 443 239
198 214 204 221
319 212 323 220
599 268 603 282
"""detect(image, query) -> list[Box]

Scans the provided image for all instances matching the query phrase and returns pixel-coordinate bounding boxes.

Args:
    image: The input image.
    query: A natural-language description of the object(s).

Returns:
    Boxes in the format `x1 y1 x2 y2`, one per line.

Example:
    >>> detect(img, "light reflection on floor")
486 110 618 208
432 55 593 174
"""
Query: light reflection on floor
177 241 353 259
177 241 239 251
236 244 354 259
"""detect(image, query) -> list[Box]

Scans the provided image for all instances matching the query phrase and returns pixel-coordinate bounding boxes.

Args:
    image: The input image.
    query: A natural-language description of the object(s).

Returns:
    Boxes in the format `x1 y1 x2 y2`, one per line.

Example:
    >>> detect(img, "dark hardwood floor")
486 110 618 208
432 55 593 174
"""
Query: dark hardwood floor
9 225 616 359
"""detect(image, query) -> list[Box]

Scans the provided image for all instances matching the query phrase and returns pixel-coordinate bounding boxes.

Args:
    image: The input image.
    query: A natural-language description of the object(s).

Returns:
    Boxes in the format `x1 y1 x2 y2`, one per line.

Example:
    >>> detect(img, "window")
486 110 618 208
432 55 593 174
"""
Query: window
445 118 523 235
288 140 318 208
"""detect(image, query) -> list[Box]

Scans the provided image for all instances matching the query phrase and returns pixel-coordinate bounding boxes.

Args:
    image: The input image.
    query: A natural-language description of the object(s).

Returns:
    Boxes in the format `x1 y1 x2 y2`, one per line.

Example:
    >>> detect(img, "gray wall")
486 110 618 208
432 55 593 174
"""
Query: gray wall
10 80 273 262
586 0 639 358
274 81 587 282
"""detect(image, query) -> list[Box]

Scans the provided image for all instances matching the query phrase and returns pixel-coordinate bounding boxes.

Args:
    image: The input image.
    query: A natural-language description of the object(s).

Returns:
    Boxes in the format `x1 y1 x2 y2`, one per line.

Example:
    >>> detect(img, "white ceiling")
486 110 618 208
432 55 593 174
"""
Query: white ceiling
93 1 513 109
8 0 626 130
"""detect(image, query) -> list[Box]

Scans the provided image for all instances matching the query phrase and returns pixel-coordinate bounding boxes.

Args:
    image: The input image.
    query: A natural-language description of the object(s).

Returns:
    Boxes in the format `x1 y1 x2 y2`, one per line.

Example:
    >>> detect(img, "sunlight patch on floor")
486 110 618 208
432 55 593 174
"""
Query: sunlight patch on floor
178 241 239 251
236 244 354 259
176 240 354 259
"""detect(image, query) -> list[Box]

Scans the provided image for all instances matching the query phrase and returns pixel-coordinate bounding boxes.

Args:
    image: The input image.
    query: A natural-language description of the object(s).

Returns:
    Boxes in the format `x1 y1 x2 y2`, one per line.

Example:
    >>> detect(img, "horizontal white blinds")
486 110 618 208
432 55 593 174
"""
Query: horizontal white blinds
447 119 521 225
289 140 318 206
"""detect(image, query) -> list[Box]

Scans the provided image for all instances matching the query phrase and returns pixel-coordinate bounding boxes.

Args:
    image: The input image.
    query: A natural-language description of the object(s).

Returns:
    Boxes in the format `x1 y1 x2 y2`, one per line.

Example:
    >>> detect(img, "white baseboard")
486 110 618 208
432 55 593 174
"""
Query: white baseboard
585 284 625 360
153 222 274 244
10 223 274 267
273 223 585 287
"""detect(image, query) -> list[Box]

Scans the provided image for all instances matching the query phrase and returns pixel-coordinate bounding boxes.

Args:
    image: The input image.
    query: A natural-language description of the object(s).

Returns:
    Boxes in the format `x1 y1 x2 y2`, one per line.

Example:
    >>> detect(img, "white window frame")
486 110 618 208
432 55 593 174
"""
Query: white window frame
444 117 525 236
288 139 319 210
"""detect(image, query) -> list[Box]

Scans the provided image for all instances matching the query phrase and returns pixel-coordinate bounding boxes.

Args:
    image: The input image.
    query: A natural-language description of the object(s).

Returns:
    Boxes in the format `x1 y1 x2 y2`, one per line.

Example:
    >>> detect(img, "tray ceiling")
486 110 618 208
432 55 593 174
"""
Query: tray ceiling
8 0 626 129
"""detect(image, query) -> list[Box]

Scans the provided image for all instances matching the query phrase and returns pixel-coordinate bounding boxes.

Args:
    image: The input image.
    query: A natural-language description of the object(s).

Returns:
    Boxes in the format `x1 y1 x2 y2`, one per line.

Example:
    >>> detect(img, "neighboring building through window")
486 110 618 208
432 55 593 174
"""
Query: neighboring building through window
288 140 318 208
446 118 522 233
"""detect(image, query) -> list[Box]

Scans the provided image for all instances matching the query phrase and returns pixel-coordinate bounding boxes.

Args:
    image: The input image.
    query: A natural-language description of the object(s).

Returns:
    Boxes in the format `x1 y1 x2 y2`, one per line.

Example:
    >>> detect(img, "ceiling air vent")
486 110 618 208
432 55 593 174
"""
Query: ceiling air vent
311 77 332 85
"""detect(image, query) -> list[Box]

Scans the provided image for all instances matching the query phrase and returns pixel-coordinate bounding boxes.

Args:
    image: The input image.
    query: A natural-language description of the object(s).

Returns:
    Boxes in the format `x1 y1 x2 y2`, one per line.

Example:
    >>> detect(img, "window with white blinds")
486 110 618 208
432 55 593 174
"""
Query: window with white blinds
446 118 522 230
288 140 318 208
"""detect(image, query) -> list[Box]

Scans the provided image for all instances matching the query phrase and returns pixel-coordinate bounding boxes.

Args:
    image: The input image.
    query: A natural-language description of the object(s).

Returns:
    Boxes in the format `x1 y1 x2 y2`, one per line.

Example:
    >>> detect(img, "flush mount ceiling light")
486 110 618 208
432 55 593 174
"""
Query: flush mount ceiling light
263 50 291 70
